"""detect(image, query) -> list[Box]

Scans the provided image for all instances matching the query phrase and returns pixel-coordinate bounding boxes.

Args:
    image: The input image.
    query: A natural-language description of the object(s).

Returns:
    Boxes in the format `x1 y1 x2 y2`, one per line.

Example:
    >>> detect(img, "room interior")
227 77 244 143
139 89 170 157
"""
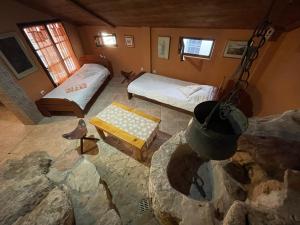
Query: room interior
0 0 299 225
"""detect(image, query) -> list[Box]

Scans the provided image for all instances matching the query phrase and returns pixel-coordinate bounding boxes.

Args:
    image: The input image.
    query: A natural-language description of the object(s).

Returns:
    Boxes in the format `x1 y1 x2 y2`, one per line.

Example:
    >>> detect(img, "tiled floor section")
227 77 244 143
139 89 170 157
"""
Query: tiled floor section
0 76 192 224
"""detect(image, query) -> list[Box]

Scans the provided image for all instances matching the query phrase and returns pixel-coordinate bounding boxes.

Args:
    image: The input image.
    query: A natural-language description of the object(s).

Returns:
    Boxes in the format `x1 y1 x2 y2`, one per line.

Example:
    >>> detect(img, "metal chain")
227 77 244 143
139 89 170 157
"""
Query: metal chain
202 18 273 127
217 19 272 120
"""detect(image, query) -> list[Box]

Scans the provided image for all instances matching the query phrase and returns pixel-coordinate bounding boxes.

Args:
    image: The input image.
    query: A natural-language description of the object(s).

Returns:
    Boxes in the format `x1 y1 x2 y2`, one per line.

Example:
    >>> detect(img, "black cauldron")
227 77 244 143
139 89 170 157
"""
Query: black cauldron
185 101 248 160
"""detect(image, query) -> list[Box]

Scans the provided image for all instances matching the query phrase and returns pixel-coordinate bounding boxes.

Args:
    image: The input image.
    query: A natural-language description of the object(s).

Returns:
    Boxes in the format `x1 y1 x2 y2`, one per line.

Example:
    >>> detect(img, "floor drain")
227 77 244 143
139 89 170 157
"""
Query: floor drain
138 198 151 214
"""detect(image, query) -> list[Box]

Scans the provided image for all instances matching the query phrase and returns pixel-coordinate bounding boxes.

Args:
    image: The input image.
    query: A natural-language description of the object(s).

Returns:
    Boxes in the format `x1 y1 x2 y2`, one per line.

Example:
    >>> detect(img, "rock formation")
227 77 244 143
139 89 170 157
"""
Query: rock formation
149 109 300 225
13 187 74 225
149 132 247 225
0 152 72 225
0 150 121 225
47 150 122 225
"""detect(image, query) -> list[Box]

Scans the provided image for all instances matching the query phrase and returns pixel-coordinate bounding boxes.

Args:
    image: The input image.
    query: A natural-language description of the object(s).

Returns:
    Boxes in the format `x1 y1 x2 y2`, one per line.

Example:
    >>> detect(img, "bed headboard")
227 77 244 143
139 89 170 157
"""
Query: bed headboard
79 55 113 76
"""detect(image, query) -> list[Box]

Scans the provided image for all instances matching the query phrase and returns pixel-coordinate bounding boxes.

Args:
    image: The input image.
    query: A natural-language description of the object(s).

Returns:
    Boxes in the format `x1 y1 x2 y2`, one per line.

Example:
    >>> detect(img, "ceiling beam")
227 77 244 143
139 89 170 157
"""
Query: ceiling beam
68 0 116 27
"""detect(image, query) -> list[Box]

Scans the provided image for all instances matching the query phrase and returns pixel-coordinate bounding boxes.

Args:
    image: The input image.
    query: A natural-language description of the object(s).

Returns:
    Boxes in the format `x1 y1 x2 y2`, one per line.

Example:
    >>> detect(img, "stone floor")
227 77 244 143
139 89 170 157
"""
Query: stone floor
0 76 192 225
86 140 160 225
0 104 34 161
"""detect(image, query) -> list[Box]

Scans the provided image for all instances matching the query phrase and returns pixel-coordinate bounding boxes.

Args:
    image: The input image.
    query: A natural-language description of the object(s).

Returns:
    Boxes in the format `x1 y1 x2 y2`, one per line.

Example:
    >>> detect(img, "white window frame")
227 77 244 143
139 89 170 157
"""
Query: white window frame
181 37 215 59
96 32 117 47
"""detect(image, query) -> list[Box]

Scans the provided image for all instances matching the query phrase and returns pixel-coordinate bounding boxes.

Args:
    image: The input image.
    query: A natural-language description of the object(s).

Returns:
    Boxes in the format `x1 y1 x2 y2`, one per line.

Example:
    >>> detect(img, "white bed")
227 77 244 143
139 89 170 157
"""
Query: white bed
36 55 113 118
127 73 218 112
43 63 110 110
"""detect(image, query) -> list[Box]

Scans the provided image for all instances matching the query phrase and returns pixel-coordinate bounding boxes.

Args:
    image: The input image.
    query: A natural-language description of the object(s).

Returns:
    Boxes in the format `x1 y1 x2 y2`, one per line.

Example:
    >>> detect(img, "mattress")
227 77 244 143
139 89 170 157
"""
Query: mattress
127 73 217 112
43 63 110 110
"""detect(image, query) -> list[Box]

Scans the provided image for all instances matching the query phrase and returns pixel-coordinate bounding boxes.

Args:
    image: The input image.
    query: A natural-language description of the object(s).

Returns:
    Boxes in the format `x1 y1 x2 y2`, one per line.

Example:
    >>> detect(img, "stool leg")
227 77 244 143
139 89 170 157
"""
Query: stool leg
80 138 83 154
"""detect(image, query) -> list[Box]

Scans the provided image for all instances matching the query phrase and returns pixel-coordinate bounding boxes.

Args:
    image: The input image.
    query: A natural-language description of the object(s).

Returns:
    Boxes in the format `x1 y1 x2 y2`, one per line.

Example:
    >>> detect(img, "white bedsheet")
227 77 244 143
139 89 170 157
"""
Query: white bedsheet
43 64 110 110
127 73 217 112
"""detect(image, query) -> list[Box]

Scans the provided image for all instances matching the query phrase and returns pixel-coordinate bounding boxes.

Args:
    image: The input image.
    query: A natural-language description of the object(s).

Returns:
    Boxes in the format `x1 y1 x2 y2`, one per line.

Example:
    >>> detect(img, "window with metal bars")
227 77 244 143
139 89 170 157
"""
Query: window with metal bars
20 21 79 86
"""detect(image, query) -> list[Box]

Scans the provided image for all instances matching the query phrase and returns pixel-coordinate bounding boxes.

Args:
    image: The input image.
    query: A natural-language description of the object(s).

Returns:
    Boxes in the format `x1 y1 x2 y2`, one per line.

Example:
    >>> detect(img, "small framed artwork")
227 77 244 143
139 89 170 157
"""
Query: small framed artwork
94 35 101 47
224 40 248 59
158 36 171 59
124 35 134 48
0 32 37 79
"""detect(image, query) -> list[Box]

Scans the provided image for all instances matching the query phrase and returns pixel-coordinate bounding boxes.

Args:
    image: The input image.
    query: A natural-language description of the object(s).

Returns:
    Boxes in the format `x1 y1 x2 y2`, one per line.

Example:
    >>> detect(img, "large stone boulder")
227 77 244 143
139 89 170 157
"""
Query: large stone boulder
0 152 55 225
13 187 74 225
242 109 300 179
237 135 300 180
246 109 300 142
47 151 122 225
223 201 287 225
0 150 121 225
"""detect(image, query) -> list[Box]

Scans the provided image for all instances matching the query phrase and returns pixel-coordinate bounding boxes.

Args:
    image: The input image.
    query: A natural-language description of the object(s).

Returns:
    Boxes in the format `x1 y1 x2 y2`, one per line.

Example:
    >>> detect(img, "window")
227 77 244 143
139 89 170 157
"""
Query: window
180 37 214 59
20 21 79 86
96 32 117 47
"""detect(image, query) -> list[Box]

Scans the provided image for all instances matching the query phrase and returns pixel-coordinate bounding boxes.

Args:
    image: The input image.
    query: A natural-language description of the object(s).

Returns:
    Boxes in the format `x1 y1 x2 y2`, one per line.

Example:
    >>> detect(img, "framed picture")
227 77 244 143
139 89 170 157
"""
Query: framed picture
0 32 37 79
224 40 248 59
158 36 170 59
94 35 101 47
124 35 134 48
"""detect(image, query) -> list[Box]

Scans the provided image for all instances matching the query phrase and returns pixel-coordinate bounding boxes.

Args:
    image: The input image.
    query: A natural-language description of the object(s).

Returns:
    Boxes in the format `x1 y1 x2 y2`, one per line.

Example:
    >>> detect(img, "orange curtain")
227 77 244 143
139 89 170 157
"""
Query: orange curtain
23 23 79 85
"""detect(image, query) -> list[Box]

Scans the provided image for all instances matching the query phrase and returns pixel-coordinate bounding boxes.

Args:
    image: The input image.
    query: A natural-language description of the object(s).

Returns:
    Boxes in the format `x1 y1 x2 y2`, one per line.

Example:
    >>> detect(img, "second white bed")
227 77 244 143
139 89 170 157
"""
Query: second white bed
127 73 218 112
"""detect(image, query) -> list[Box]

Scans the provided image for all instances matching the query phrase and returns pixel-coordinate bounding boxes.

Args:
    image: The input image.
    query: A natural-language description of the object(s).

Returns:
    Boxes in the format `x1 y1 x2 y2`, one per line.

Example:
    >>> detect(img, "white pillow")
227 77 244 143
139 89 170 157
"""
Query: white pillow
178 85 202 97
81 63 106 71
188 94 207 103
77 63 108 79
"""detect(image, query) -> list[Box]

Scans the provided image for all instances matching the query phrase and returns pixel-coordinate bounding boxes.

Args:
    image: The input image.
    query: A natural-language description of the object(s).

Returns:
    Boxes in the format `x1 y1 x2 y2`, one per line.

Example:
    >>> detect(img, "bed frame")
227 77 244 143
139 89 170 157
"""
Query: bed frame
36 55 113 118
127 72 219 115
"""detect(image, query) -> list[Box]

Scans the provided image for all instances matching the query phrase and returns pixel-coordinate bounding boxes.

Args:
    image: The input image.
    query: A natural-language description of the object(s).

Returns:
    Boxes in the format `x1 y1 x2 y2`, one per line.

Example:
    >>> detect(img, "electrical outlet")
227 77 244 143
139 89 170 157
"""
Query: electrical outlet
40 90 46 96
152 69 157 73
141 67 144 71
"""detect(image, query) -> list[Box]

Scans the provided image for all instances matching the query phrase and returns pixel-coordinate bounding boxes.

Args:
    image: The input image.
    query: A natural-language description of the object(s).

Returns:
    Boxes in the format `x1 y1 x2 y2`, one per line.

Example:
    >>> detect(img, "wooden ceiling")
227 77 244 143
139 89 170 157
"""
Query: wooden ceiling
16 0 300 30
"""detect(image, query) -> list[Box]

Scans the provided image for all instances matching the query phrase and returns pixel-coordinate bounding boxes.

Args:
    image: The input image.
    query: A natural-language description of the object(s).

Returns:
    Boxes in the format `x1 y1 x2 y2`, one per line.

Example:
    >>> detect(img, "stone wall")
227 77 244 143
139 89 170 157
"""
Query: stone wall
0 61 43 124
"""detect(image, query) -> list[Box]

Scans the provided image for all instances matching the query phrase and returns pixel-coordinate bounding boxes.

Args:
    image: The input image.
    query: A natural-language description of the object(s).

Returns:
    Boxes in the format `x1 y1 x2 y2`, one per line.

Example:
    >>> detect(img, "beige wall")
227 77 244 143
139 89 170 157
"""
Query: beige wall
78 26 151 75
79 25 299 116
151 28 252 87
78 25 252 87
249 27 300 116
0 0 84 101
63 22 84 59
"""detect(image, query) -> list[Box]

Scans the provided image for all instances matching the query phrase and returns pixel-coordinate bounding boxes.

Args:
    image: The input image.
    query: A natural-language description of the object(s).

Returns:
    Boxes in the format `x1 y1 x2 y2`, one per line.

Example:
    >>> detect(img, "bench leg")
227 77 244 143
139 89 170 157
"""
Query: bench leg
134 148 142 161
127 92 133 100
96 128 106 140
